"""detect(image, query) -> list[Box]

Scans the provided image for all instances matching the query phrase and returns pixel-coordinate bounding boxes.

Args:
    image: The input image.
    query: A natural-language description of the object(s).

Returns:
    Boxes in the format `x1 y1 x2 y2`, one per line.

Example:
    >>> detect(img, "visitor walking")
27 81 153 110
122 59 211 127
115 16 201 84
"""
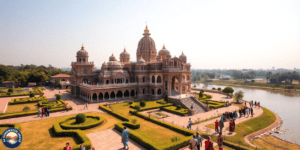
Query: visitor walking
65 103 69 112
250 107 253 117
195 132 202 150
254 101 257 108
217 133 223 150
45 107 48 117
121 126 130 150
229 119 234 132
258 102 260 108
215 120 219 133
86 103 88 109
89 147 95 150
219 119 224 134
42 107 45 117
205 136 214 150
63 143 72 150
38 107 41 117
189 135 198 150
191 104 193 110
80 144 85 150
188 118 192 130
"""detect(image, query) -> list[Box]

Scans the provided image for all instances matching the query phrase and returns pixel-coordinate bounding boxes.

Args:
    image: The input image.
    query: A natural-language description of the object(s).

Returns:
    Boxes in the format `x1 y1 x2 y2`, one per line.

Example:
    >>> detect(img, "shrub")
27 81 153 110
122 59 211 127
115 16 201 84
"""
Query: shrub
134 105 140 110
171 136 181 142
200 89 204 93
222 87 234 94
131 119 137 124
29 92 35 97
129 101 133 104
217 87 222 91
23 106 30 112
212 87 216 90
140 101 146 107
164 94 169 103
8 88 13 92
199 91 203 98
6 92 11 96
76 113 86 123
176 104 182 110
206 95 212 99
56 94 61 100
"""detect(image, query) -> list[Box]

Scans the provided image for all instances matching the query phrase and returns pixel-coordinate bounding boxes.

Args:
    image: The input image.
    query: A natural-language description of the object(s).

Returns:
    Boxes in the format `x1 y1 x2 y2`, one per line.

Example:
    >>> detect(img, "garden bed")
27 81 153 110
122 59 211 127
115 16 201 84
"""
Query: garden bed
160 106 189 116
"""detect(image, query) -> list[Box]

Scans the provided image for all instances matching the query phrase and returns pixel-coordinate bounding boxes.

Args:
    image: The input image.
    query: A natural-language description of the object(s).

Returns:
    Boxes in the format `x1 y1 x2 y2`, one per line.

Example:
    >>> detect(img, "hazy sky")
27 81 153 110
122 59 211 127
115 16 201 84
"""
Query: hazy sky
1 0 300 69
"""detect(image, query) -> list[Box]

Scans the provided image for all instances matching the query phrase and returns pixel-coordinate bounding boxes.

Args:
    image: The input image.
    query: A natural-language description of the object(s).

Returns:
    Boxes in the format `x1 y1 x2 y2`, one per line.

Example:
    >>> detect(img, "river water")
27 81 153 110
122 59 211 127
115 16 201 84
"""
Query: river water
194 83 300 144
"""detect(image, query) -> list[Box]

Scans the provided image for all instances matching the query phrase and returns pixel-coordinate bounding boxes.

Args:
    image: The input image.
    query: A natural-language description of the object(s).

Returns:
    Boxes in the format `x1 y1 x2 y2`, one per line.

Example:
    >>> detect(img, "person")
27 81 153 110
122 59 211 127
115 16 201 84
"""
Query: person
89 148 95 150
45 107 48 117
215 120 219 133
195 132 202 150
229 119 234 132
234 111 237 120
121 126 130 150
38 107 41 117
217 133 223 150
188 118 192 130
238 109 241 118
258 102 260 108
66 103 69 112
205 136 214 150
233 119 236 132
191 104 193 110
64 143 72 150
42 107 45 117
250 107 253 117
80 144 85 150
244 101 247 106
189 134 198 150
254 101 257 108
86 103 88 109
219 119 224 134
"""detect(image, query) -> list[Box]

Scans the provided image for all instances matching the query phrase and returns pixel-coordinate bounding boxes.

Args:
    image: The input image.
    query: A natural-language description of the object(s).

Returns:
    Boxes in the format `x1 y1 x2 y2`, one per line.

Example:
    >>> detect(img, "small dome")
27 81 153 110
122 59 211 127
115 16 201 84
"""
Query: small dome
77 45 88 57
137 55 145 64
179 51 187 60
107 61 123 69
109 54 117 61
158 44 170 56
102 61 107 66
120 48 130 58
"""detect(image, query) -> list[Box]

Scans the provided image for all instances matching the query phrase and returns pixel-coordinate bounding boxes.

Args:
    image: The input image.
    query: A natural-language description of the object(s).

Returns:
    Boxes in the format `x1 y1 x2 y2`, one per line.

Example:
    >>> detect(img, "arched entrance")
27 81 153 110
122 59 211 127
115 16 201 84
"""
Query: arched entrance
99 93 103 100
171 76 180 96
110 92 115 99
130 90 135 97
117 91 123 99
92 93 97 101
104 92 109 100
124 90 129 97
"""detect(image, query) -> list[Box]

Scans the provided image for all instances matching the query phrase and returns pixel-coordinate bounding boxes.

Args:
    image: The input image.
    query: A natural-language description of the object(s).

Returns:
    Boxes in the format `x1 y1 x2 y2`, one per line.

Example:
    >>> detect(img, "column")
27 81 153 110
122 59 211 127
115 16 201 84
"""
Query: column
179 76 182 95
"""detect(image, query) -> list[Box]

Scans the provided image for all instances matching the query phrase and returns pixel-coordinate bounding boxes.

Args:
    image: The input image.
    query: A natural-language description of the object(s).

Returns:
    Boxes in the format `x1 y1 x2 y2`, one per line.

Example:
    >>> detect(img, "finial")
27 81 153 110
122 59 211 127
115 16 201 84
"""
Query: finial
81 43 84 50
124 47 126 52
182 51 184 55
163 44 166 49
144 22 149 34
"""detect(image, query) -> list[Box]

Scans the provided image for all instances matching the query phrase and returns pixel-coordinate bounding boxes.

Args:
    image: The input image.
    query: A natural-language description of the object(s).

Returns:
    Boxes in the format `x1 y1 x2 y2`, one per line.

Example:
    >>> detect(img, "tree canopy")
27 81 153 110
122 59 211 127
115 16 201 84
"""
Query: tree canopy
222 87 234 94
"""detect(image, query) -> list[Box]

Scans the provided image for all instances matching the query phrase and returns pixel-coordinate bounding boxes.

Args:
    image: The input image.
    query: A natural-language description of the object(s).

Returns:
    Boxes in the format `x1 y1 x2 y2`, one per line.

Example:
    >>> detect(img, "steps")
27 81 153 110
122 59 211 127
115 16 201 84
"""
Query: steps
171 89 179 96
181 97 206 114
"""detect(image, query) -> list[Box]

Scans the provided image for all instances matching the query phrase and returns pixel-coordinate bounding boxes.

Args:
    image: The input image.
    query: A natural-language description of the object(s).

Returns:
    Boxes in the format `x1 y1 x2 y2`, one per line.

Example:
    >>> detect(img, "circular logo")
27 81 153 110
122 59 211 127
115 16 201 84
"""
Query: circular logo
1 128 22 149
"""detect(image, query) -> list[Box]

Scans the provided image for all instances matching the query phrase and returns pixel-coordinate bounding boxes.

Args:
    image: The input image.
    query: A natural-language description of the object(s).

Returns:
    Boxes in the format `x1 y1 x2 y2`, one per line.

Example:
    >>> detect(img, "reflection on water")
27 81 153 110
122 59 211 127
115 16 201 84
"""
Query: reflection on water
13 90 29 93
193 83 300 144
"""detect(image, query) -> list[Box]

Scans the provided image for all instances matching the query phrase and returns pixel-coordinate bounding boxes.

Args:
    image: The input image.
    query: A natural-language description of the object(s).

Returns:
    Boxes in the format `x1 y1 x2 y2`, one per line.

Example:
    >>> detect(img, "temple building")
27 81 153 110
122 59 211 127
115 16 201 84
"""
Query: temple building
70 25 191 102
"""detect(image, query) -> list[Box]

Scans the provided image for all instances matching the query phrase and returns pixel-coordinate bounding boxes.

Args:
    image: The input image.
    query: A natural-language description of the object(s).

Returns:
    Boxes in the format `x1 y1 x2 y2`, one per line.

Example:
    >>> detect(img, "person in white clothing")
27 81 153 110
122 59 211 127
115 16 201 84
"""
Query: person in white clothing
189 134 198 150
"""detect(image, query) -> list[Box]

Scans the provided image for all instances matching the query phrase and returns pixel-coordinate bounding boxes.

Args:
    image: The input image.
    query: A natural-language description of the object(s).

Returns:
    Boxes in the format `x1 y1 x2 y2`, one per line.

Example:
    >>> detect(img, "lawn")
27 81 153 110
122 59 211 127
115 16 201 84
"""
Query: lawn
211 107 276 147
130 100 172 110
252 135 300 150
5 103 38 113
0 112 121 150
110 102 189 147
0 127 9 135
161 106 189 116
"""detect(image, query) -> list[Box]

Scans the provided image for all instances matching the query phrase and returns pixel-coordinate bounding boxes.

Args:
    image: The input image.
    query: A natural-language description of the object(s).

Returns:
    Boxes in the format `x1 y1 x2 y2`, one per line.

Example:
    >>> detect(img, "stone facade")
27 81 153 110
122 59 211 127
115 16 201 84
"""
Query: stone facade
70 26 192 102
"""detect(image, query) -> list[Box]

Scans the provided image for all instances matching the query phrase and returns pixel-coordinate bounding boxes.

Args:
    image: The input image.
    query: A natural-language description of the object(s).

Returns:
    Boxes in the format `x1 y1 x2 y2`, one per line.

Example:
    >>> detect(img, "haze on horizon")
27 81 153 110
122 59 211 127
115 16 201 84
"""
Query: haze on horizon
0 0 300 70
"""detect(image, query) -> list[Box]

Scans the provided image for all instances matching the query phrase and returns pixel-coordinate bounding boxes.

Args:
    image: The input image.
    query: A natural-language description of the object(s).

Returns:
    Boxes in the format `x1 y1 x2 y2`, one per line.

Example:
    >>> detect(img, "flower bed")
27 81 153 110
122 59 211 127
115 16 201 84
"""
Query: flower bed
160 106 189 116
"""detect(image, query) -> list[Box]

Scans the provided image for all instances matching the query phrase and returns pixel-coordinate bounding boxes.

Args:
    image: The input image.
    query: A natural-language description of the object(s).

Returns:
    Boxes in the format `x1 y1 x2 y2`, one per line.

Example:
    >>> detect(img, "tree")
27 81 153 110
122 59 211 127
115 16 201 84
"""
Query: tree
56 94 61 100
0 76 4 83
29 92 35 97
222 87 234 94
199 91 203 98
55 79 61 87
234 91 244 103
23 106 30 112
217 87 221 91
164 94 169 103
266 71 272 83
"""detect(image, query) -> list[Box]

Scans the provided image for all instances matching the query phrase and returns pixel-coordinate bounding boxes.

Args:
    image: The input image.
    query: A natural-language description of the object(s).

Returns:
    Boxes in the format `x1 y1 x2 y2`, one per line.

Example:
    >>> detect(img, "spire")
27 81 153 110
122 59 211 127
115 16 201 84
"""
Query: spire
81 43 84 50
124 47 126 52
163 44 166 49
182 51 184 55
144 23 150 35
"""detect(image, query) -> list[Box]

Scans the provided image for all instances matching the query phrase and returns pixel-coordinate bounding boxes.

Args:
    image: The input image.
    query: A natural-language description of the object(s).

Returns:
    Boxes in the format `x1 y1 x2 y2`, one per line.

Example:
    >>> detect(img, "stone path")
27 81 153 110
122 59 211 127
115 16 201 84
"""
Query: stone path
87 129 146 150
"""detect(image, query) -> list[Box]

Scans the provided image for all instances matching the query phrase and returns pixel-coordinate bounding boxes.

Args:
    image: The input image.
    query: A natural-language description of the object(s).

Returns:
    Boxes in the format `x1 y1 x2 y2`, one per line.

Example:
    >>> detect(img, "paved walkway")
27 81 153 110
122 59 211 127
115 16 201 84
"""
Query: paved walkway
87 129 146 150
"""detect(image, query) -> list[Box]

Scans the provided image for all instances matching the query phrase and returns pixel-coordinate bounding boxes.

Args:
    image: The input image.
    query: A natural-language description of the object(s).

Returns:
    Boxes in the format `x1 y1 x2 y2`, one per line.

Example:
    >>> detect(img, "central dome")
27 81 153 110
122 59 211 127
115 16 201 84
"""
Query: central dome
136 25 157 62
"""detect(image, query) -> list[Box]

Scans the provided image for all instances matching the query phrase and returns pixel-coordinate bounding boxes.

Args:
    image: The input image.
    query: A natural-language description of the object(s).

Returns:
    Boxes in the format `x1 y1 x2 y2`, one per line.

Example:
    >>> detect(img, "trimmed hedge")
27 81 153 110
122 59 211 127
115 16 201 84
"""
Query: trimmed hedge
0 87 44 98
60 115 104 130
38 99 68 109
53 119 91 150
160 106 189 116
222 140 252 150
0 123 21 137
130 102 173 111
0 106 72 120
10 96 48 105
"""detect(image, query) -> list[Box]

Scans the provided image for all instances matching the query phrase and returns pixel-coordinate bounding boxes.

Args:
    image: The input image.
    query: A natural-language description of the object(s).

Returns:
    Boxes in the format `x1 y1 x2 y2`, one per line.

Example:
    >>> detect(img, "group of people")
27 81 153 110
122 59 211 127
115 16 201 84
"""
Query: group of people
189 133 224 150
63 143 95 150
37 107 50 117
248 100 260 108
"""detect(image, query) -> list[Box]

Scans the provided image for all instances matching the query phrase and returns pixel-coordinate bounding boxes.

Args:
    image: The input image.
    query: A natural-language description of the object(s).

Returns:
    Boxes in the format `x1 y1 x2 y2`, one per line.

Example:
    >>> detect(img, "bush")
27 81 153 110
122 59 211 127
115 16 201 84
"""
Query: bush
212 87 216 90
140 101 146 107
76 113 86 123
171 136 181 142
217 87 222 91
176 104 182 110
206 95 212 99
29 92 35 97
200 89 204 93
60 115 104 130
56 94 61 100
6 92 11 96
23 106 30 112
199 91 203 98
8 88 13 93
222 87 234 94
131 119 137 124
129 101 133 104
164 94 169 103
134 105 140 110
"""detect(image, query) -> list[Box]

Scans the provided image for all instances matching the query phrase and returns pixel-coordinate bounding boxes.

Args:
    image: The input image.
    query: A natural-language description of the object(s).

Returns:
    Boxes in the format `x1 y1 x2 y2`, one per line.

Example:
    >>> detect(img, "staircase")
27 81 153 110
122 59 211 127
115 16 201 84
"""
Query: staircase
181 97 206 114
171 89 179 96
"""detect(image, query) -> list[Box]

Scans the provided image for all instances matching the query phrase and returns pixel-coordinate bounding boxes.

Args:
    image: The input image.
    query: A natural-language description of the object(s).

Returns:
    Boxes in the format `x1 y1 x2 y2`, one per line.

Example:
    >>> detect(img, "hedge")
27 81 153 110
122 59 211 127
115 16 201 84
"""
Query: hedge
10 96 48 105
223 140 253 150
0 123 21 137
38 99 68 109
60 115 104 130
160 106 189 116
53 119 91 150
0 106 72 120
0 87 44 98
130 102 173 111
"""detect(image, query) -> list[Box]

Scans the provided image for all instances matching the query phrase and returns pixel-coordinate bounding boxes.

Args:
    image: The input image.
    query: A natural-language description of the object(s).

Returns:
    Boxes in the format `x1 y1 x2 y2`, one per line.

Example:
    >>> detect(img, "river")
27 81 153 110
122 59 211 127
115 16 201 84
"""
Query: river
193 83 300 144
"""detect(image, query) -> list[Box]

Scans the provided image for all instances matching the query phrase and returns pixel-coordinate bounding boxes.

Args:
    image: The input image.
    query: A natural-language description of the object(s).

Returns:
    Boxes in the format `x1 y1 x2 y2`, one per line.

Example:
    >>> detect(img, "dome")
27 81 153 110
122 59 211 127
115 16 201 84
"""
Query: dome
137 36 156 52
102 61 107 66
109 54 117 61
107 61 123 69
120 48 130 58
77 45 88 57
136 25 157 62
137 55 145 64
179 51 187 60
158 44 170 56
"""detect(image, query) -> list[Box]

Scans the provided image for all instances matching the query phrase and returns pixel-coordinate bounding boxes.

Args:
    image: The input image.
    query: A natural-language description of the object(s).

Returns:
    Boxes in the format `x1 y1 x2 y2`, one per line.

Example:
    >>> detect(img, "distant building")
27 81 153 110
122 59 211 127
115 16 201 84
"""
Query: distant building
0 81 16 88
50 74 71 89
69 25 192 102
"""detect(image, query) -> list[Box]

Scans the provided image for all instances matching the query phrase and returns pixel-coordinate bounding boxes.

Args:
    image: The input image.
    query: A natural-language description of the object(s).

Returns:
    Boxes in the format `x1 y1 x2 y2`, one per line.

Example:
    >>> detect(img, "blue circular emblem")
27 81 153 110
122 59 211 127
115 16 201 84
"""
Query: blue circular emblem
1 128 22 149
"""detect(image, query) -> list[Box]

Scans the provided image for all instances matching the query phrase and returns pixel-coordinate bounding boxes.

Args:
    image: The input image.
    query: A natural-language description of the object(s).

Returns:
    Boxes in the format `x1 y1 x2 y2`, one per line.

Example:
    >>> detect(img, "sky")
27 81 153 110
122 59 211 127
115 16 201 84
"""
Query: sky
0 0 300 70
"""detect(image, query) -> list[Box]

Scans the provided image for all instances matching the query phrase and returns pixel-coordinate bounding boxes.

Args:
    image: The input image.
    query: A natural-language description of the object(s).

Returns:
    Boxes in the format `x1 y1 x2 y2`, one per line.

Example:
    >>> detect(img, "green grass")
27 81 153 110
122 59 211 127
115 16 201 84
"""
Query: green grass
6 103 38 113
61 117 99 126
196 93 228 109
110 102 189 147
211 107 276 147
130 100 173 110
162 106 189 115
193 115 222 125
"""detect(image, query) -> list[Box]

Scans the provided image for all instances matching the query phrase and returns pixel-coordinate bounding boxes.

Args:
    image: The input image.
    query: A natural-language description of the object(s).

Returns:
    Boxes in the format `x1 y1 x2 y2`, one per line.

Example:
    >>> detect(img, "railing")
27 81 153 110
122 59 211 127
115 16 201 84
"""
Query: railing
79 82 138 89
71 62 94 65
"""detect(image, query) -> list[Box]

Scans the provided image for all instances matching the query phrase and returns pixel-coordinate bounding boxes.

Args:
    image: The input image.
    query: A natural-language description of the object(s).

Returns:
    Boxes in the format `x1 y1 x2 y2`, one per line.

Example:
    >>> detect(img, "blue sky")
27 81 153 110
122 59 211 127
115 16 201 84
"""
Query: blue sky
0 0 300 69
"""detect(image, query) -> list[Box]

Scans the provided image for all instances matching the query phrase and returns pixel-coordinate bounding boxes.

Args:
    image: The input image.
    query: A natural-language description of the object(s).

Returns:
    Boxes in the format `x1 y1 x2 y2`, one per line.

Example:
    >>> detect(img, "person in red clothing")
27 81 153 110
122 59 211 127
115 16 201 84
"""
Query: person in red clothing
42 107 45 117
215 120 219 133
64 143 72 150
205 136 214 150
217 133 223 150
229 119 234 132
